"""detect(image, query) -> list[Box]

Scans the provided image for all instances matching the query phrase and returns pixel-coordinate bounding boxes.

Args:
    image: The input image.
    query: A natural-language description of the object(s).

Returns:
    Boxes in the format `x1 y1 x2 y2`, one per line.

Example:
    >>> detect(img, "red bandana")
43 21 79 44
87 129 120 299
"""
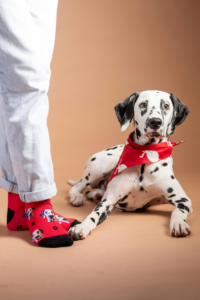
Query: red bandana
108 131 184 182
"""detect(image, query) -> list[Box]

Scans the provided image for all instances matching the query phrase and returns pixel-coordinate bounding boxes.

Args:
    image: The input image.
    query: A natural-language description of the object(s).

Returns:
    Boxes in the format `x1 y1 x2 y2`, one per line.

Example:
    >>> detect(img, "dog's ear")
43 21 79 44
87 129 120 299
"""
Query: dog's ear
23 209 27 218
167 94 189 135
114 92 139 132
40 211 45 218
40 229 44 234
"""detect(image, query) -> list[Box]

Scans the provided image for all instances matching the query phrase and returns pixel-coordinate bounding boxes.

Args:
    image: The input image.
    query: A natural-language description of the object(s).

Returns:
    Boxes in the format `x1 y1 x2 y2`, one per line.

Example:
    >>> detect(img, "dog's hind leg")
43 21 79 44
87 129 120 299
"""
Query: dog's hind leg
85 189 105 204
68 148 121 206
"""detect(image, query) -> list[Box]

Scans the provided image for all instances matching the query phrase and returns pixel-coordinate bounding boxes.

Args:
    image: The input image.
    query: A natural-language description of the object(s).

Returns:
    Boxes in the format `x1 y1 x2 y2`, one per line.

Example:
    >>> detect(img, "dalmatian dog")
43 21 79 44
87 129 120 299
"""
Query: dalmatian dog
55 214 71 224
23 208 35 221
32 229 44 243
68 90 192 240
40 209 57 222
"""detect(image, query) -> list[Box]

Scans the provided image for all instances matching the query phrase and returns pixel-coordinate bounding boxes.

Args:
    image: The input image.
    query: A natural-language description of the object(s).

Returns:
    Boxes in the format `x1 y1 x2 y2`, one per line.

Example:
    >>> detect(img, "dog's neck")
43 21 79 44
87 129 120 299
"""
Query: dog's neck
133 128 168 145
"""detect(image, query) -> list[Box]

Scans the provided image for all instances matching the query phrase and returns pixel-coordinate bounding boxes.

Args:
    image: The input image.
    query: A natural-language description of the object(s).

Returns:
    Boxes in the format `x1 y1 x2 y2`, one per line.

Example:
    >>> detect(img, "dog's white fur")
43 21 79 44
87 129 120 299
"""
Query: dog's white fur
68 91 192 240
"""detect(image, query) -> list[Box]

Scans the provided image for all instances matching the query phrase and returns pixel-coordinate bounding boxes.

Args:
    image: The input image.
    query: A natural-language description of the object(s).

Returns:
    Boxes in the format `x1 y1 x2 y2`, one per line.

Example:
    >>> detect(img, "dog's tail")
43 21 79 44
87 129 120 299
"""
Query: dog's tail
67 179 80 186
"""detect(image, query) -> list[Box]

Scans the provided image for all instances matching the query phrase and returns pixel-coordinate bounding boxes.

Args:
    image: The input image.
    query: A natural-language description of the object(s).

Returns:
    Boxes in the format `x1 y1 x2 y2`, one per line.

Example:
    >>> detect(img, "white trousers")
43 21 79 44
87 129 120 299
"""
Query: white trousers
0 0 59 202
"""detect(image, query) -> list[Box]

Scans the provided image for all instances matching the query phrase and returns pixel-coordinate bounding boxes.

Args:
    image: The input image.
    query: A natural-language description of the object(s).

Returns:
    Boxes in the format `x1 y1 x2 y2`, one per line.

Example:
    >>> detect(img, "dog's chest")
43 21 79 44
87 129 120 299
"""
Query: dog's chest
114 156 173 211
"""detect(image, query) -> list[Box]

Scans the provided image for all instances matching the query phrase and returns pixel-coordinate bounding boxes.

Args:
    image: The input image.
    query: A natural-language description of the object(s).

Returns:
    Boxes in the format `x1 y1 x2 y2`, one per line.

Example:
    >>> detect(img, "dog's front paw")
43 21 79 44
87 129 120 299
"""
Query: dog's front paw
68 223 92 240
70 192 86 207
170 220 191 237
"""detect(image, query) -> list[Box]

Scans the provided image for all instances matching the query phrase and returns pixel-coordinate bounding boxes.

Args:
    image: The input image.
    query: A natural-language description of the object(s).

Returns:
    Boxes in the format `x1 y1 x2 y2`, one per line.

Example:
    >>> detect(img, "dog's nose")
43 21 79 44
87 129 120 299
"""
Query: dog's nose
147 118 162 130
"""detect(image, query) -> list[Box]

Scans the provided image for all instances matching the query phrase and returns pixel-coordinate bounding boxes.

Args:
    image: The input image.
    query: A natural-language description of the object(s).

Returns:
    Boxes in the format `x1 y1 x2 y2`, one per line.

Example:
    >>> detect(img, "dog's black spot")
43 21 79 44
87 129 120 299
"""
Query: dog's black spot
167 187 173 193
91 157 96 161
135 120 138 125
168 200 175 205
141 164 145 174
106 205 110 211
97 212 108 225
88 173 90 176
86 183 90 186
179 209 185 213
181 197 189 202
94 202 103 211
177 203 189 212
85 176 89 180
144 128 147 132
183 219 186 222
140 187 144 192
103 173 107 177
152 106 156 109
139 176 143 182
141 108 147 116
161 195 166 200
79 179 82 182
175 198 189 203
85 191 90 196
169 194 176 198
151 167 159 174
105 146 118 151
96 212 100 216
171 175 175 179
119 195 128 202
91 218 95 223
102 199 107 202
96 195 102 201
136 128 141 139
162 163 168 166
118 202 128 208
107 153 113 156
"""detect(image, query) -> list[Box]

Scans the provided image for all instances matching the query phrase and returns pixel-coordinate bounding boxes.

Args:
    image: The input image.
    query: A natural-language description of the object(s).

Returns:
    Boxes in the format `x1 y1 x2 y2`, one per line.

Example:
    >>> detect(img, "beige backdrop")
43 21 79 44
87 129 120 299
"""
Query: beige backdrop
0 1 200 299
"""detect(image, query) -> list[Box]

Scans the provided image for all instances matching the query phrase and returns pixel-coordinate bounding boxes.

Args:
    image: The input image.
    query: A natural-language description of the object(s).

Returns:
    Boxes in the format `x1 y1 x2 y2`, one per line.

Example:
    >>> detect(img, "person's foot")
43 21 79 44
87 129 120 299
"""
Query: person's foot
7 193 81 232
7 193 27 231
25 199 73 247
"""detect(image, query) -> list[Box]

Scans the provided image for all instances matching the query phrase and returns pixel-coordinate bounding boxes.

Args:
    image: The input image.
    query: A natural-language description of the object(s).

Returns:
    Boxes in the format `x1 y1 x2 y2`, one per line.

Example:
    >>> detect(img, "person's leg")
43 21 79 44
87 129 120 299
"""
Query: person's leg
0 0 74 247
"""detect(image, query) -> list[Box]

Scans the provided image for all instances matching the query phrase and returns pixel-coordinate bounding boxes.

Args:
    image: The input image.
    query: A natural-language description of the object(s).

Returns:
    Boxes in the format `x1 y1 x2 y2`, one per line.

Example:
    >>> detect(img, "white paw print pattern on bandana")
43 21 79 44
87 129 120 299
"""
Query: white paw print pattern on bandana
139 150 159 162
117 164 127 173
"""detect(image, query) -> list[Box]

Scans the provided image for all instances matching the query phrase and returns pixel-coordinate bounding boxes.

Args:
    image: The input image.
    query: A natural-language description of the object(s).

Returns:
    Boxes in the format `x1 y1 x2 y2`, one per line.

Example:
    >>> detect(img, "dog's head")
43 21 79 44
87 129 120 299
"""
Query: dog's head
40 209 57 222
115 90 189 140
25 208 35 220
32 229 44 242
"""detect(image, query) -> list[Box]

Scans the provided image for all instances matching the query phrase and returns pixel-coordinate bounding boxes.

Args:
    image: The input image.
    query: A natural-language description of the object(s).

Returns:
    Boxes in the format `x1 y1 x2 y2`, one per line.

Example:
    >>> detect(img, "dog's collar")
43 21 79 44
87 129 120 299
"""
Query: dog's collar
108 131 184 182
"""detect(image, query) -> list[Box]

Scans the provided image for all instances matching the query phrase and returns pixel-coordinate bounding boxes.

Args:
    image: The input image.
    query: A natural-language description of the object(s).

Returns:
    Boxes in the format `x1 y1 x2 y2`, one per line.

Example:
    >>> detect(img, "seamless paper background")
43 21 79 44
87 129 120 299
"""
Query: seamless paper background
0 1 199 299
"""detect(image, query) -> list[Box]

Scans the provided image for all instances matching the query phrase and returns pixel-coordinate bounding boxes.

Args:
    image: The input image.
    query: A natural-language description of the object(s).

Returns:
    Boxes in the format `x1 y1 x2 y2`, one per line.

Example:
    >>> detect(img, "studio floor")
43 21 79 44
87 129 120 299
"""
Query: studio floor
0 171 199 300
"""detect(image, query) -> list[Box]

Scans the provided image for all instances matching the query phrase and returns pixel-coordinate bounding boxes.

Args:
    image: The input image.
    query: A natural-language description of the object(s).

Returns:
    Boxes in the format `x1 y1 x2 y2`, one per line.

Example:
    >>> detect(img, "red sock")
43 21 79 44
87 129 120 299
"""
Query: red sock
7 193 27 231
25 199 73 247
7 193 80 232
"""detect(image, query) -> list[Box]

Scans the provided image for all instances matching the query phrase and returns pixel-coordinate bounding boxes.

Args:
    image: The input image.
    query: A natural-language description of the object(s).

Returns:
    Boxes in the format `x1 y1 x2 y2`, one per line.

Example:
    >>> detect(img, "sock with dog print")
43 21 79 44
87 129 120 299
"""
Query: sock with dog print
7 192 27 231
25 199 74 247
7 193 80 232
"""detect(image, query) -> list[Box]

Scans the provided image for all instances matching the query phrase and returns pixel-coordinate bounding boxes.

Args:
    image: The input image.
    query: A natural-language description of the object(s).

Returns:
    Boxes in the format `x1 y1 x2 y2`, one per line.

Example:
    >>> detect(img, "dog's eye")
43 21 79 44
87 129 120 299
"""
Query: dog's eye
140 103 147 109
164 103 169 110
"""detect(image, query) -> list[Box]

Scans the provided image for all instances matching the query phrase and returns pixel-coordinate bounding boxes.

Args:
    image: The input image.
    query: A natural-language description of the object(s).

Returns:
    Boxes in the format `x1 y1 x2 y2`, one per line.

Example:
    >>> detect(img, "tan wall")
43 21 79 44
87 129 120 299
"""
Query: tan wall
49 0 200 180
